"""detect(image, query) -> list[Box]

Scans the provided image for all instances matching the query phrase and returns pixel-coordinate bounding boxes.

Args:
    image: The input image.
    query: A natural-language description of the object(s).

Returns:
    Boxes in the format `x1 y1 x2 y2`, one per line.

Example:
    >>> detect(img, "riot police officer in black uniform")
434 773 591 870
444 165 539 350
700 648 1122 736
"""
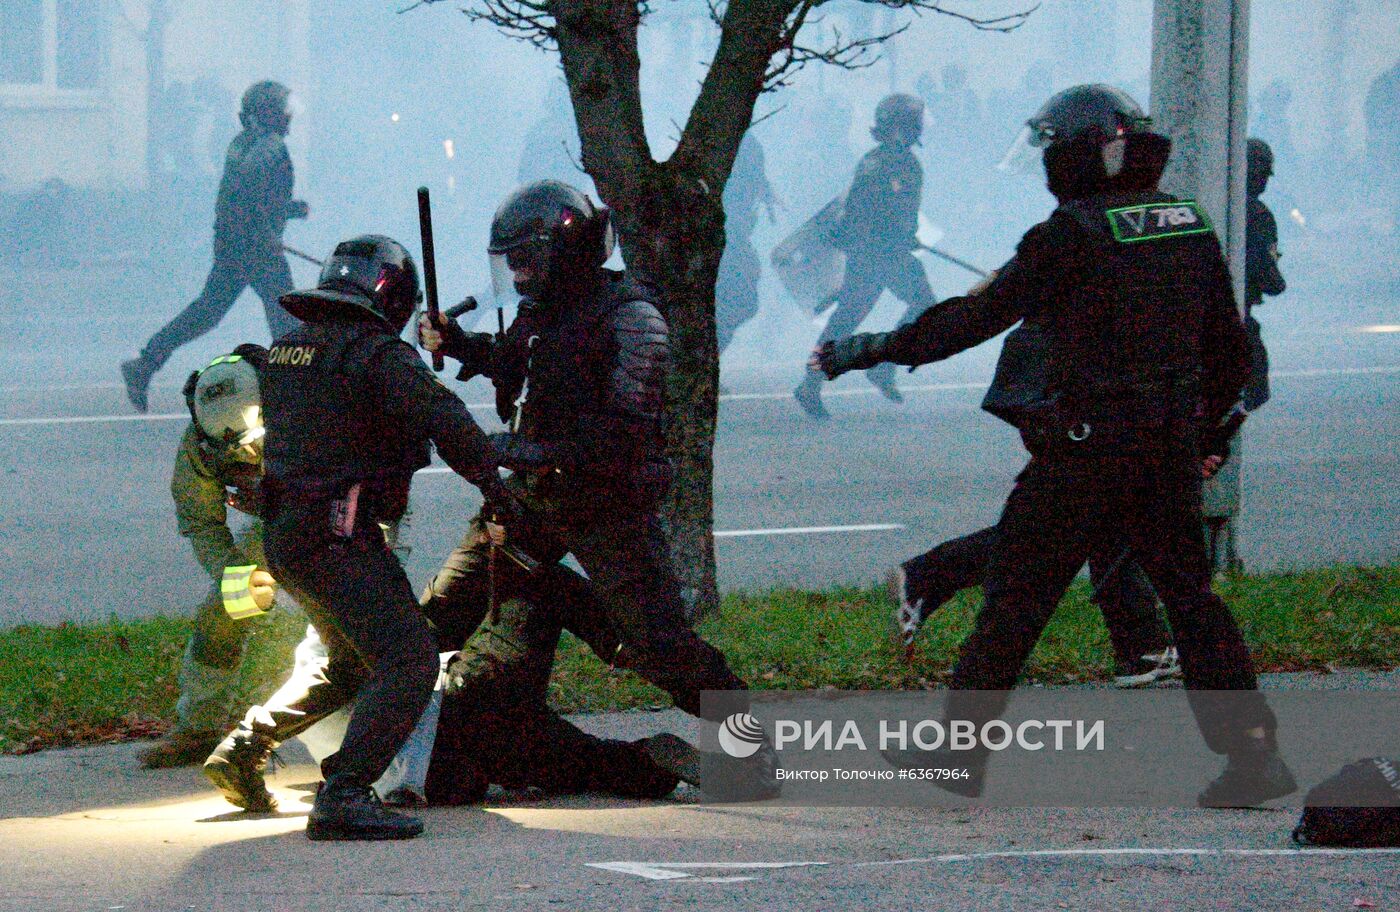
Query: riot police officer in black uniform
1242 138 1286 411
251 235 510 840
794 93 938 418
816 86 1294 807
122 81 309 412
419 180 776 798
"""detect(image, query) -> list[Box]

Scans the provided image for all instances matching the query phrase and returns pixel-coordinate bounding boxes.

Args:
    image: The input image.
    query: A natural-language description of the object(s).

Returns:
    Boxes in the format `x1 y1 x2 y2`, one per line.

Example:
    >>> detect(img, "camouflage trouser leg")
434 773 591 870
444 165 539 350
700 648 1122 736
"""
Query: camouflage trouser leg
174 521 279 733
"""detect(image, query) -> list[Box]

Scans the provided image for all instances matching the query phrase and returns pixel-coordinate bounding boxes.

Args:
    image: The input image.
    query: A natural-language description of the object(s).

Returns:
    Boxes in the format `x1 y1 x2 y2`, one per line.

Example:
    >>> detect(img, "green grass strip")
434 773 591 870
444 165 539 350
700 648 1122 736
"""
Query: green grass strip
3 565 1396 754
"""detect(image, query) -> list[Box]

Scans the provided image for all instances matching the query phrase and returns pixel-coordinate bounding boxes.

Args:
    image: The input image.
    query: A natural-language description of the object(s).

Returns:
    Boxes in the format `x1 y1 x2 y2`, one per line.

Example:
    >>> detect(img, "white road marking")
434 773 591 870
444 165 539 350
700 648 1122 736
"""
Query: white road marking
851 846 1400 867
591 847 1400 883
714 523 904 538
383 485 905 540
4 364 1398 427
586 861 827 882
721 381 986 402
0 412 188 427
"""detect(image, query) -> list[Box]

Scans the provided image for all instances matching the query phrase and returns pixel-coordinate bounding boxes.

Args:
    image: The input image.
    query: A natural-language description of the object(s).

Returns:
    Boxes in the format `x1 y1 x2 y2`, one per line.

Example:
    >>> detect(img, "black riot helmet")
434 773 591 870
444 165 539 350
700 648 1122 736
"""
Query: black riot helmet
1001 84 1157 200
280 235 422 332
1247 137 1274 197
240 80 292 135
871 93 925 147
1025 84 1151 150
487 179 614 308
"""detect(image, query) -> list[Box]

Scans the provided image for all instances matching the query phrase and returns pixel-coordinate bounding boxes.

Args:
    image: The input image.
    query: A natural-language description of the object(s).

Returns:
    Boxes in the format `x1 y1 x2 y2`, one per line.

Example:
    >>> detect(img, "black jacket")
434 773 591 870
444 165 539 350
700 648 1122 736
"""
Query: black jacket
1244 195 1286 314
833 143 923 256
263 314 497 517
451 270 671 506
213 127 296 262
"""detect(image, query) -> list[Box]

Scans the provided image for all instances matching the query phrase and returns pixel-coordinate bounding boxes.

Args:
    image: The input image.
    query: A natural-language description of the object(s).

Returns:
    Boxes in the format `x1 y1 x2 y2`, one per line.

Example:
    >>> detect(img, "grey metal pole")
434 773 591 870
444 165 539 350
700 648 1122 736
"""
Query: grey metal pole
1150 0 1251 572
1150 0 1251 307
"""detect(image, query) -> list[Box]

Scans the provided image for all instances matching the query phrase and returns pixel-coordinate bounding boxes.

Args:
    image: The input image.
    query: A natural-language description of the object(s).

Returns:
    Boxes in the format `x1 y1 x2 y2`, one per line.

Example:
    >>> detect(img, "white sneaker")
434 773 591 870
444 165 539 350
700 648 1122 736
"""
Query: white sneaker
887 566 925 660
1113 646 1181 688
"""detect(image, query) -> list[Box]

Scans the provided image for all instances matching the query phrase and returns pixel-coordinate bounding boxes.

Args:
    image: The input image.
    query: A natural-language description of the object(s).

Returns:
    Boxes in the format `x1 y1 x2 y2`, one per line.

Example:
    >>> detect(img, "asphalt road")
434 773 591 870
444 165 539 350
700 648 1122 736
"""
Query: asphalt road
1 245 1396 627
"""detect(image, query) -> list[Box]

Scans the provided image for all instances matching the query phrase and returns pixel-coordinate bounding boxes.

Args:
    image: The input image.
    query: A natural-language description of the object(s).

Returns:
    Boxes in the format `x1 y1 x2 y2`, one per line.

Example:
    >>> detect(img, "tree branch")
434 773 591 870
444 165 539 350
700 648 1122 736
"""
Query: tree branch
869 0 1039 34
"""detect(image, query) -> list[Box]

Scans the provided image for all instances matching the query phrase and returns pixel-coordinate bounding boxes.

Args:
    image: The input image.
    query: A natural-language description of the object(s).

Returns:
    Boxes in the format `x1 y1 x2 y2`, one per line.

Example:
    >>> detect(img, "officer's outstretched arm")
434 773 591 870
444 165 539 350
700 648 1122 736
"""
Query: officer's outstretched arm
817 218 1063 380
372 341 511 504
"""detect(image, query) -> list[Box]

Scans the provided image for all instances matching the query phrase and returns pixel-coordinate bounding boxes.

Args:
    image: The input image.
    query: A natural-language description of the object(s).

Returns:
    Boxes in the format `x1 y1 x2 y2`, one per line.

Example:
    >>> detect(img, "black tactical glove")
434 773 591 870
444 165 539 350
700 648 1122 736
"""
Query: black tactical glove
488 432 555 473
816 332 891 380
470 472 521 526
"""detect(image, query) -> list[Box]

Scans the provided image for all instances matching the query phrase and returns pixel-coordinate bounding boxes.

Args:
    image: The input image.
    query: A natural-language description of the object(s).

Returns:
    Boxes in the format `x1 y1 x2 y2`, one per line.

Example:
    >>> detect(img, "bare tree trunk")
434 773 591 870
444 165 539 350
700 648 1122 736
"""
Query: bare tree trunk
552 0 787 620
450 0 1029 620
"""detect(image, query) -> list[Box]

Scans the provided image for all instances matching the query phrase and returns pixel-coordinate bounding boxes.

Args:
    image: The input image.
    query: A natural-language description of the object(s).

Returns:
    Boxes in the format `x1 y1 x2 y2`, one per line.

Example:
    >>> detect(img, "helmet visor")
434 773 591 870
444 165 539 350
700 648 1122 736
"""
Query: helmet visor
997 125 1043 174
490 233 551 308
490 252 524 313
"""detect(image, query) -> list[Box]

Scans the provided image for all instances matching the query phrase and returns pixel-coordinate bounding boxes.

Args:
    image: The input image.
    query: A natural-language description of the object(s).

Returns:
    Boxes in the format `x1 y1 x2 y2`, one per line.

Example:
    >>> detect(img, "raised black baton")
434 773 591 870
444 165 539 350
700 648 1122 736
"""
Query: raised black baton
416 186 444 372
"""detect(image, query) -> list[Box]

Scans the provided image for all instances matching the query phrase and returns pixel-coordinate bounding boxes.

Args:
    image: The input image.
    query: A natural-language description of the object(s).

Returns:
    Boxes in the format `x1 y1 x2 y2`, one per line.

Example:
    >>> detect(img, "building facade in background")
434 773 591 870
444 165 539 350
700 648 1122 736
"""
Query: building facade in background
0 0 307 193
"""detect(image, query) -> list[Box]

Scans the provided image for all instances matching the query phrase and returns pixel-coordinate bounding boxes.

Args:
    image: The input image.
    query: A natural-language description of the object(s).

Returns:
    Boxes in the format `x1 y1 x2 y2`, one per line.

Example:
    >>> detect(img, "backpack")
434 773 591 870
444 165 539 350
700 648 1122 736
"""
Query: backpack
1292 757 1400 847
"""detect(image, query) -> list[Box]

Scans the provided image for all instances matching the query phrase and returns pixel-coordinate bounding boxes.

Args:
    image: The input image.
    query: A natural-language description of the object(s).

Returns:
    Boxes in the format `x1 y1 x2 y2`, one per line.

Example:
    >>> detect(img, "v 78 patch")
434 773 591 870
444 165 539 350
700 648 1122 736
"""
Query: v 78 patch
1107 200 1212 243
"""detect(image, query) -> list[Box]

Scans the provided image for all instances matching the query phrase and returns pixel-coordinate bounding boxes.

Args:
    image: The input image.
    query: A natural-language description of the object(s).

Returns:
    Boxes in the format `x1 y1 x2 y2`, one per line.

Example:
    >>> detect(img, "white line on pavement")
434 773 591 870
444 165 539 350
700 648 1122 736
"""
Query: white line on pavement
590 847 1400 883
722 381 986 402
0 412 188 427
4 364 1397 427
850 846 1400 867
714 523 904 538
586 862 828 882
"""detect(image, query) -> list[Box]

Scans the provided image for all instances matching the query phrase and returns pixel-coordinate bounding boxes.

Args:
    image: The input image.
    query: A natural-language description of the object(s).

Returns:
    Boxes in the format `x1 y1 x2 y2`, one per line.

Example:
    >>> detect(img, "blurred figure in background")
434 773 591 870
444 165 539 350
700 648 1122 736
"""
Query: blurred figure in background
1242 138 1286 413
1365 60 1400 236
793 93 937 418
716 133 778 360
121 80 309 412
1200 138 1288 576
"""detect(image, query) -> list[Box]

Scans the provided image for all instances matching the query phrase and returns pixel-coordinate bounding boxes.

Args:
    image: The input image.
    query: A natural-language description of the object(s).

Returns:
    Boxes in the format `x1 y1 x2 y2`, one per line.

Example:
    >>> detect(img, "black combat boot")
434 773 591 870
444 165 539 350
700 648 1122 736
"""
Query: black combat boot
1198 734 1297 808
203 729 279 812
120 353 157 413
644 732 782 802
307 782 424 841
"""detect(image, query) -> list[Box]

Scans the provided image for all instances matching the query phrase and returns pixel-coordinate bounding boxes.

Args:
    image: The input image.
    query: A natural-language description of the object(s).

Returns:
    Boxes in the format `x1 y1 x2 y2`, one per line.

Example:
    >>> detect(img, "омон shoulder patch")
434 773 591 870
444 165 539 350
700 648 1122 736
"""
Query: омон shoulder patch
1106 200 1212 243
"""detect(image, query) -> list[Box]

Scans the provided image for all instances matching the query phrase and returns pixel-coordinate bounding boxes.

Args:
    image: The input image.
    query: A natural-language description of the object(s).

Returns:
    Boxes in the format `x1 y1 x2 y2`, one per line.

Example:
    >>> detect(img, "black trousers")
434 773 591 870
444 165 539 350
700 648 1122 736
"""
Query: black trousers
142 251 297 367
263 502 438 791
818 250 936 343
425 581 679 805
901 525 1171 669
422 476 746 722
947 440 1273 754
801 249 935 389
